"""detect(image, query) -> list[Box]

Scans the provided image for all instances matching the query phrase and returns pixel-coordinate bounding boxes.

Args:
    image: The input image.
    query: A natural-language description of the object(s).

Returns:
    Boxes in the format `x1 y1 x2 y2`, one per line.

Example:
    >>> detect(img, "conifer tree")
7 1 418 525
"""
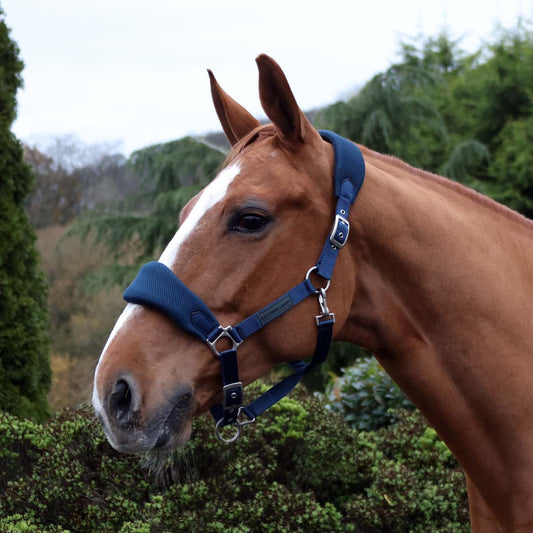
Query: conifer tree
0 6 51 420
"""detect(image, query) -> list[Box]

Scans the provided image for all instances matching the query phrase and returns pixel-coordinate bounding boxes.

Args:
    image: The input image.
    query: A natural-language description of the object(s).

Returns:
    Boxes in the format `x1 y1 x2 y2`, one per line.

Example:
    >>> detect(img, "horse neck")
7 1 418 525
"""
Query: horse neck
339 149 533 516
342 150 533 354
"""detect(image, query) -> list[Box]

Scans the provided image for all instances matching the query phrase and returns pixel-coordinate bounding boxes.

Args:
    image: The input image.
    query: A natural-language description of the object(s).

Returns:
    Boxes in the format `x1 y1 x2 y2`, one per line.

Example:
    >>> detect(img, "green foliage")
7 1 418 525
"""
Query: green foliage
0 8 50 421
129 136 225 189
0 8 23 127
489 115 533 217
316 64 447 170
324 356 415 430
441 139 491 182
0 385 468 532
70 137 225 288
317 24 533 218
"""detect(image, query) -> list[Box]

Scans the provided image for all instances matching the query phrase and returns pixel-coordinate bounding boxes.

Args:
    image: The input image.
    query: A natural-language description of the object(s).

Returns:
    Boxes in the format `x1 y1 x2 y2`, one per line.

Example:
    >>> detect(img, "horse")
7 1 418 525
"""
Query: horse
92 54 533 532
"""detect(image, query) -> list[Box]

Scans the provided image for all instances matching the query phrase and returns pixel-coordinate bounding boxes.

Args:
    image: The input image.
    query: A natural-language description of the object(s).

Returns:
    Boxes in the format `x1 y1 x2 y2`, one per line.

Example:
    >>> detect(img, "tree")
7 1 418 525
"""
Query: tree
0 7 51 420
489 116 533 217
23 144 81 228
24 136 133 229
317 25 533 217
316 63 447 171
71 136 226 288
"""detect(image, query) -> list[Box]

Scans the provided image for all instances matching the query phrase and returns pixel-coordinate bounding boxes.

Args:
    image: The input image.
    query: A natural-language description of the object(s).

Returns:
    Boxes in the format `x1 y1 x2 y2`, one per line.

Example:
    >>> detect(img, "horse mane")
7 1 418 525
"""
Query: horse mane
359 145 533 230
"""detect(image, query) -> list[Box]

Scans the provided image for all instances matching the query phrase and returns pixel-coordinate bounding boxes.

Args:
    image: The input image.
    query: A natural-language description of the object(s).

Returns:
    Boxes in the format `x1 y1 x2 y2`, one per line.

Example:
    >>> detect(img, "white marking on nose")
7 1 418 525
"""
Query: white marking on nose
159 162 241 267
92 303 139 414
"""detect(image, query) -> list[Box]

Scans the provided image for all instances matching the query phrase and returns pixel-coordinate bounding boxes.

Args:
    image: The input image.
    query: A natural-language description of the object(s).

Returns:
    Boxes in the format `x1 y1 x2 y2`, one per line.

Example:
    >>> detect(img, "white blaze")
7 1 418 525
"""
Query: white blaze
159 162 241 266
92 162 241 412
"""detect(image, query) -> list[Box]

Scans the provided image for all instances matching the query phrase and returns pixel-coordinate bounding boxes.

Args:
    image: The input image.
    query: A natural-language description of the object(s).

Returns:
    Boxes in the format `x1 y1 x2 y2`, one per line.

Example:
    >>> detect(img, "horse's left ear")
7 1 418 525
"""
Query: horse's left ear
256 54 317 145
208 69 261 146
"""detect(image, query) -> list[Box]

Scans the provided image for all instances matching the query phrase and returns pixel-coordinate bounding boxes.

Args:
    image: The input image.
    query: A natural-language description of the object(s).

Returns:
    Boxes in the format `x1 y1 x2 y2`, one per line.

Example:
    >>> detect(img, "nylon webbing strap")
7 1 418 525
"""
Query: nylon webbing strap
235 280 316 340
241 317 334 420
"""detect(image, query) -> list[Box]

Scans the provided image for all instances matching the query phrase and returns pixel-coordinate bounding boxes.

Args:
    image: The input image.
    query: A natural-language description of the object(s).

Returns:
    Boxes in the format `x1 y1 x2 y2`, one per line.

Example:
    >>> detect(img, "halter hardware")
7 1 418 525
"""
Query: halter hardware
316 288 334 325
330 214 350 249
123 130 365 443
207 325 242 357
215 407 257 443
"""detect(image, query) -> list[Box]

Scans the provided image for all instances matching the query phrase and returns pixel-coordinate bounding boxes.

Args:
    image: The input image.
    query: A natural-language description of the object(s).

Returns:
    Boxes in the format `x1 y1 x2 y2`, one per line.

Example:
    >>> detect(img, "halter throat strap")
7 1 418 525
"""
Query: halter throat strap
123 130 365 442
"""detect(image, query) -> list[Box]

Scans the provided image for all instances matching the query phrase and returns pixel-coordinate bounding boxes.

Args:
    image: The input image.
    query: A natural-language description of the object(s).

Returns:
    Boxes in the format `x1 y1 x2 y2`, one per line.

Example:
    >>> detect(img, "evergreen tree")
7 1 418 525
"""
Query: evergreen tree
72 136 226 289
0 6 51 420
317 25 533 217
316 60 448 171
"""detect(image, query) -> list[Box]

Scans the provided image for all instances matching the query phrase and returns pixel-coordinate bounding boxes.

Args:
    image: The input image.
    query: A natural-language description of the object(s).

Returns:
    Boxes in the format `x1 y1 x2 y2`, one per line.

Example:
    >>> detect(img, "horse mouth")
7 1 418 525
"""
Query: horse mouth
152 392 194 450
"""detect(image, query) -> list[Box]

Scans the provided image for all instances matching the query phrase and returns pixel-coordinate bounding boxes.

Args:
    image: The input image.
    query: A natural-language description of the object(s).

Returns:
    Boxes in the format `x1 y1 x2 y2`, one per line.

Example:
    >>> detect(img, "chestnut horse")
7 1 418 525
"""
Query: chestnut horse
93 55 533 531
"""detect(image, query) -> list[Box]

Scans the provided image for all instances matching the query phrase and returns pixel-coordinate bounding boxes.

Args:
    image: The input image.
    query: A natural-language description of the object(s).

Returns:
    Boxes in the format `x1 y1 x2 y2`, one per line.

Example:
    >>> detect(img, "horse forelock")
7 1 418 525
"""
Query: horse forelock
221 124 279 168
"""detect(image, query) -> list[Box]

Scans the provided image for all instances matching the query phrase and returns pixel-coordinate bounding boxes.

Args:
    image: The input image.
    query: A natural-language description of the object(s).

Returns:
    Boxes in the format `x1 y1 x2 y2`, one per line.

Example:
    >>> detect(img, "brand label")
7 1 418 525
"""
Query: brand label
257 295 293 325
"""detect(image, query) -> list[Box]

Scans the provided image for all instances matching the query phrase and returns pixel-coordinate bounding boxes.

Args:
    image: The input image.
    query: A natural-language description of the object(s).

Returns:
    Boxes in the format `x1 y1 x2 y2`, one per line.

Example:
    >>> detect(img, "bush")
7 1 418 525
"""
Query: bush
324 356 415 430
0 383 468 532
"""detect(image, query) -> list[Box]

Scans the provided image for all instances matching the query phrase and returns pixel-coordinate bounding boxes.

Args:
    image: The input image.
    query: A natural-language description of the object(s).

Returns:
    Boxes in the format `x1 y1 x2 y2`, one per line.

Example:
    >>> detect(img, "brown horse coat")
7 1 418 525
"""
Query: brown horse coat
93 55 533 532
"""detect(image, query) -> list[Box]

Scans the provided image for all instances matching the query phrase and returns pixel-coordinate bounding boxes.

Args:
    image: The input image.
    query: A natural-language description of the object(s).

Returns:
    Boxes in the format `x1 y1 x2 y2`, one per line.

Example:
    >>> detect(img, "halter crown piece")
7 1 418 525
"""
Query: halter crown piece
123 130 365 443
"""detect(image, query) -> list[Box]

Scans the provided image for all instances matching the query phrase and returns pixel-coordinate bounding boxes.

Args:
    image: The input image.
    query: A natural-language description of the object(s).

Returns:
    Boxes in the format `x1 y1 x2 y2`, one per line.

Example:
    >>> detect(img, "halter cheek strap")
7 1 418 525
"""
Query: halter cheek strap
123 130 365 443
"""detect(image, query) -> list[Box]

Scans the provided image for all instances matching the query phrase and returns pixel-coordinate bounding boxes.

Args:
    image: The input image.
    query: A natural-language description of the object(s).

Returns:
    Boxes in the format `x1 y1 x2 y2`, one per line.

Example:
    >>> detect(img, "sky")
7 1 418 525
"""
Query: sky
3 0 533 157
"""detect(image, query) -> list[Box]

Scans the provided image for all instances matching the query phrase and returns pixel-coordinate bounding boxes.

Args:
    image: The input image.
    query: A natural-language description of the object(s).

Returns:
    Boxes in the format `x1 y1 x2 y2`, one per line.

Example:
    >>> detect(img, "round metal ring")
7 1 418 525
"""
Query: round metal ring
215 418 242 443
305 266 331 293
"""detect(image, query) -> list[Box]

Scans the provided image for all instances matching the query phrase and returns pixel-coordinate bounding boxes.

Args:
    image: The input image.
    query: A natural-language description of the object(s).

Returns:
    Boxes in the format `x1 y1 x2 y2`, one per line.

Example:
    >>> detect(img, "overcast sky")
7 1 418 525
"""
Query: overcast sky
3 0 532 156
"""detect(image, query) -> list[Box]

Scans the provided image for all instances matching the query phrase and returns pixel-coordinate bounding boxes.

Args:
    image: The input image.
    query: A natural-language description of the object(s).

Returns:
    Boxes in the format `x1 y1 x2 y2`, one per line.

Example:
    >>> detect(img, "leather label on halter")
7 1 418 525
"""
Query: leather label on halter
257 294 293 325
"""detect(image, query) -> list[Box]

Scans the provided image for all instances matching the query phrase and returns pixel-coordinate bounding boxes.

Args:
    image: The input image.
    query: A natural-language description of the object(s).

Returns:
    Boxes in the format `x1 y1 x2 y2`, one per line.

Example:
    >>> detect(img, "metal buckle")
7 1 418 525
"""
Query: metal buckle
206 326 242 357
222 382 243 411
329 214 350 249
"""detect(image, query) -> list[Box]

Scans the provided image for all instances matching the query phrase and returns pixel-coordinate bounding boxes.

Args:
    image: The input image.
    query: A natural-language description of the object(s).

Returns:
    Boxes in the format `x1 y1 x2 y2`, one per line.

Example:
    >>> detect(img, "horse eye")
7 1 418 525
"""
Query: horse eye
231 212 270 233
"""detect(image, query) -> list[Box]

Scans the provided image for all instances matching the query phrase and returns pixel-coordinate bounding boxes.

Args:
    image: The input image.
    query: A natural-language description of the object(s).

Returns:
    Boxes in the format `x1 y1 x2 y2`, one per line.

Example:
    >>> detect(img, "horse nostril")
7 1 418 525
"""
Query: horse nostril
109 375 140 429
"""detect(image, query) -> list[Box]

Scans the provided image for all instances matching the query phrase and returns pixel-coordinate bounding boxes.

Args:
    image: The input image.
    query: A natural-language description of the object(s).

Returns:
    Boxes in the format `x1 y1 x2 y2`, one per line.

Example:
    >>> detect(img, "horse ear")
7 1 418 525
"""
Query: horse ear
208 69 261 146
256 54 315 145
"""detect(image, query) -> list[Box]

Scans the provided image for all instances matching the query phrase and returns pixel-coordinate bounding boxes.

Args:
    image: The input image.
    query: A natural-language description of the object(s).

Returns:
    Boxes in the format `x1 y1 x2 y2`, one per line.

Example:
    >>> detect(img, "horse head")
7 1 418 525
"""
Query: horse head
92 55 358 453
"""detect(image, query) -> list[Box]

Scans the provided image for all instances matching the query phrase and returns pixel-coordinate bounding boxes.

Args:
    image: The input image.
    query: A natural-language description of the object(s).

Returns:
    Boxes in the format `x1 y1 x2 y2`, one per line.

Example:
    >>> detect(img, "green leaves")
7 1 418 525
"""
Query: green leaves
0 388 468 532
69 137 225 289
317 25 533 219
324 356 414 431
441 140 491 182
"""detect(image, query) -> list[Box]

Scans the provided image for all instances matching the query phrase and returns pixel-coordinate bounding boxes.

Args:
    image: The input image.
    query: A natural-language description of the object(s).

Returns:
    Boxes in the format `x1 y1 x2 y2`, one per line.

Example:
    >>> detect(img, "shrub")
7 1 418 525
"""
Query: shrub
324 356 415 430
0 384 468 532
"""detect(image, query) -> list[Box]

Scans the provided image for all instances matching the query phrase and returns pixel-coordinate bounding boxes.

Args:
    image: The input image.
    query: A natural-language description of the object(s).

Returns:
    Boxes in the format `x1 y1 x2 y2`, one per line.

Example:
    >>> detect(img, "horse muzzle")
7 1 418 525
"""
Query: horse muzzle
93 372 194 453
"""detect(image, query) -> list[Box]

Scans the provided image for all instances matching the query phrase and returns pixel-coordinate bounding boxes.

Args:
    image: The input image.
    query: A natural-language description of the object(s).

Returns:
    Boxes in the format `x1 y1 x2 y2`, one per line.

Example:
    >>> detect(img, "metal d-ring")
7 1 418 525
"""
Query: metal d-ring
215 418 242 443
214 408 256 443
305 266 331 293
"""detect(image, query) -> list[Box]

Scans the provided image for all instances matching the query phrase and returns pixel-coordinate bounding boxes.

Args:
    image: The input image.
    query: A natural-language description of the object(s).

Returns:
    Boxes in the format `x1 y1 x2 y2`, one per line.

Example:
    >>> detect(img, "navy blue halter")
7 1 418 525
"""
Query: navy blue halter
123 130 365 442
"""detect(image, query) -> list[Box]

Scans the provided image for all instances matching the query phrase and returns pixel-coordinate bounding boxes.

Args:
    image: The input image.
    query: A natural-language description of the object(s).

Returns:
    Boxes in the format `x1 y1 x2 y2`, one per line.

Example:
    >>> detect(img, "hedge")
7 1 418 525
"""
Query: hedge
0 384 469 532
